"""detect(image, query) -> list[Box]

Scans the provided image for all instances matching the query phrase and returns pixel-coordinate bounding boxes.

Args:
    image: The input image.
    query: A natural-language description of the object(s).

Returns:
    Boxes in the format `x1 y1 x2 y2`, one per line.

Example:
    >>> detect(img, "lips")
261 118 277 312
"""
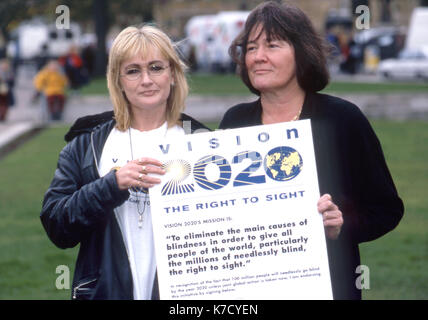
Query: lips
139 90 159 96
253 69 271 74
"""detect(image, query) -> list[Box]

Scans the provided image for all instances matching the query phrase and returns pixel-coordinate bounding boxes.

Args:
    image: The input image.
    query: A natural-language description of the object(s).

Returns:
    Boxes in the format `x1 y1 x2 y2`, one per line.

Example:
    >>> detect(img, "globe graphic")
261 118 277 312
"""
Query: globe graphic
264 146 303 181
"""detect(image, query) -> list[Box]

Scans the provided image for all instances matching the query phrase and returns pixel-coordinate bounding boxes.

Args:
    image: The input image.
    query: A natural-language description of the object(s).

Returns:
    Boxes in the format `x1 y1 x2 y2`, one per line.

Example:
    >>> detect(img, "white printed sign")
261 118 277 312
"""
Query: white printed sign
149 120 332 299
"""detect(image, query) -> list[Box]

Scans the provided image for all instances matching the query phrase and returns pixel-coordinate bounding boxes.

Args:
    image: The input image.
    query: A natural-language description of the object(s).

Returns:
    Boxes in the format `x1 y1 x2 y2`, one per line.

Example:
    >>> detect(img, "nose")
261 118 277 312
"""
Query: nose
140 69 154 85
253 46 267 63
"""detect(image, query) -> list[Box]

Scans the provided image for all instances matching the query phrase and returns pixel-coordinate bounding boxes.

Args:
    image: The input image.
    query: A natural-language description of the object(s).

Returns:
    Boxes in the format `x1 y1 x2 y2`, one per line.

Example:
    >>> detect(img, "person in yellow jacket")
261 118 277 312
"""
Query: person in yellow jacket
34 60 68 120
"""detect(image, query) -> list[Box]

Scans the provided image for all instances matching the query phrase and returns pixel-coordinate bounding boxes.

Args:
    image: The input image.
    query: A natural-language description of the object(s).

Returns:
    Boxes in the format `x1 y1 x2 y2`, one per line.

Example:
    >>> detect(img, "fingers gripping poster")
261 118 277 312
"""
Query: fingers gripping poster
149 120 333 299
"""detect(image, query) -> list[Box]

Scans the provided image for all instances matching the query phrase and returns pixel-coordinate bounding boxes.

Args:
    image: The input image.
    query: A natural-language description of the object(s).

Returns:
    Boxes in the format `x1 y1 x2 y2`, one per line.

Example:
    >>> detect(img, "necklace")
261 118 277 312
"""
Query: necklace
128 128 148 228
127 122 168 228
261 103 303 123
292 107 302 121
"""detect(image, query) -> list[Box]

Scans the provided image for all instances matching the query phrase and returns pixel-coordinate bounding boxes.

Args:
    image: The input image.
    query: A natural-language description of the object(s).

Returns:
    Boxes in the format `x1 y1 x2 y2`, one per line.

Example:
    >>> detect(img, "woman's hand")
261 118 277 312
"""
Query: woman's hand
115 157 165 190
317 194 343 240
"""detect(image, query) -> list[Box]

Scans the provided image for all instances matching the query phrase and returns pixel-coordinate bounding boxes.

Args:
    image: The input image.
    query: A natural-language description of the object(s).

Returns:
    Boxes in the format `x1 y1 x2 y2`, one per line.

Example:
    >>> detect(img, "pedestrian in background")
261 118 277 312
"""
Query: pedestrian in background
33 60 68 121
0 59 14 121
59 45 89 91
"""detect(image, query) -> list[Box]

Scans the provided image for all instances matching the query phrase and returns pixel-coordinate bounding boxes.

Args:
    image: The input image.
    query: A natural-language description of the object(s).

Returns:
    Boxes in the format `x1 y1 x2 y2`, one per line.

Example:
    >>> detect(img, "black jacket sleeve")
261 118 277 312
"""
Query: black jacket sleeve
342 108 404 244
40 141 129 249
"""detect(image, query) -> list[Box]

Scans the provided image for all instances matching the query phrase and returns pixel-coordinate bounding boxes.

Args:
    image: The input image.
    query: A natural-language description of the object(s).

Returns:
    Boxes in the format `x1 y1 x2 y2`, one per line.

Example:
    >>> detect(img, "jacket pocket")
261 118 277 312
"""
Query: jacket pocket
72 277 98 300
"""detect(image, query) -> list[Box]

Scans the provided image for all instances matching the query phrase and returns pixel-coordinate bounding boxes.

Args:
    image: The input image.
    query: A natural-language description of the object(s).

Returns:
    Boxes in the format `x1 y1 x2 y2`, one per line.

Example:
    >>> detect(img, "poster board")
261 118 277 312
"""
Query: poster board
149 120 332 299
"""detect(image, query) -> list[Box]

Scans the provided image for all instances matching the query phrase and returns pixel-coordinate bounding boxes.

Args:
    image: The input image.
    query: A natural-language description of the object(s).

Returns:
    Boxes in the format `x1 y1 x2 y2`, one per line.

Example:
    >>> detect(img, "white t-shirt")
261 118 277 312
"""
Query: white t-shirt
99 122 185 300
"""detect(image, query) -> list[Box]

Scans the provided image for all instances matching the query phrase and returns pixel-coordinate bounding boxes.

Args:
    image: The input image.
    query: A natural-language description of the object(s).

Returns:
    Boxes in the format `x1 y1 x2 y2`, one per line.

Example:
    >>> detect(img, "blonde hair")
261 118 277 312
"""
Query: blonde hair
107 25 188 131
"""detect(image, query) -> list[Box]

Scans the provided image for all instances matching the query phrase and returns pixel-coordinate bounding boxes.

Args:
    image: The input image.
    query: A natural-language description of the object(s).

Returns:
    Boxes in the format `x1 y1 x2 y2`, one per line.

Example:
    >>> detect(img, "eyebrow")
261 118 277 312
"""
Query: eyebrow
246 38 280 46
123 60 165 69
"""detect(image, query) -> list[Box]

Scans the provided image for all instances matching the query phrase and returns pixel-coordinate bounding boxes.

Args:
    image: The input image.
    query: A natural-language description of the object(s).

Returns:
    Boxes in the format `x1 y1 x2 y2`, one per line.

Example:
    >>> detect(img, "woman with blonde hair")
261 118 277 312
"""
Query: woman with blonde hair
40 25 207 300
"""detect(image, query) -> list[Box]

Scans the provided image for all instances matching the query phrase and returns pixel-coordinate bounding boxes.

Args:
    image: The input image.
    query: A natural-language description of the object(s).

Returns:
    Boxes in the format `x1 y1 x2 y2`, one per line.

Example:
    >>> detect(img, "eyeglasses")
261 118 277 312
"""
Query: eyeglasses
120 62 170 81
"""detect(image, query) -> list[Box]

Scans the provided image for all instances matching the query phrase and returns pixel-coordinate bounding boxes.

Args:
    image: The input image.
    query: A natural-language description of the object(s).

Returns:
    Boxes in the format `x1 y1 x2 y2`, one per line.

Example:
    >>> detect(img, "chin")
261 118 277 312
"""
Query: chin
251 83 270 92
131 100 168 112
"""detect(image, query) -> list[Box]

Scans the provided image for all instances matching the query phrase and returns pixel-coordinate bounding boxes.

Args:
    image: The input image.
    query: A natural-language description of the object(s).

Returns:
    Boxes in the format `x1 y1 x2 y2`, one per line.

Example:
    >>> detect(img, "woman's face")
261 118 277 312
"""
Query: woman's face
245 24 298 94
120 47 174 115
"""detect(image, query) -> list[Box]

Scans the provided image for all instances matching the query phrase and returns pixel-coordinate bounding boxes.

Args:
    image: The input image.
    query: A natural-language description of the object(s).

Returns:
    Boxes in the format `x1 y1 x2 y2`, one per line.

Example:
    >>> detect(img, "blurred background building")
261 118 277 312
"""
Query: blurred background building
154 0 420 36
0 0 427 79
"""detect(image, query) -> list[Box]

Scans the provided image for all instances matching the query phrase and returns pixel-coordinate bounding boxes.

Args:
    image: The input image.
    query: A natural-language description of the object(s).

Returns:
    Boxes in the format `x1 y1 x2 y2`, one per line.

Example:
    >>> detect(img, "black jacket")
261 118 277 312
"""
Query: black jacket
40 111 209 300
219 93 404 300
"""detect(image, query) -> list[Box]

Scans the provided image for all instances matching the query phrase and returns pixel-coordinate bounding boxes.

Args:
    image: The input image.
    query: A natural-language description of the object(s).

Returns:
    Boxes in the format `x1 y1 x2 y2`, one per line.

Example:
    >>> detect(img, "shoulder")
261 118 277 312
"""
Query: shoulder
219 99 261 129
34 69 47 78
61 117 115 168
311 93 369 125
224 100 259 117
314 93 362 115
310 93 378 144
64 111 115 142
180 113 211 133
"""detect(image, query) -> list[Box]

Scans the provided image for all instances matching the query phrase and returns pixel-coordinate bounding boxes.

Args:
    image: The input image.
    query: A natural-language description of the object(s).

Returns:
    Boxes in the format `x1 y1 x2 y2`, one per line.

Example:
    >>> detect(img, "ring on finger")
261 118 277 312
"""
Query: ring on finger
138 173 144 181
141 165 147 173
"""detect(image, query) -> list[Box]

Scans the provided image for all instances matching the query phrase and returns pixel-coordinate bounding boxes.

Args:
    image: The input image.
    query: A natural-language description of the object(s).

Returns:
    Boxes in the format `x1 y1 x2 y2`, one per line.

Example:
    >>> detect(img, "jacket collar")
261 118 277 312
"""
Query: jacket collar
78 112 210 174
82 119 116 174
65 111 210 143
253 92 315 124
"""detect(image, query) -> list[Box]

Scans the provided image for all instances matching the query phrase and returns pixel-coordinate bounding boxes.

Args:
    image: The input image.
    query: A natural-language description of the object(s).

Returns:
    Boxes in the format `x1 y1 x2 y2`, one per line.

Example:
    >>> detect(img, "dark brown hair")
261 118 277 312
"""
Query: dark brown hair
230 1 330 95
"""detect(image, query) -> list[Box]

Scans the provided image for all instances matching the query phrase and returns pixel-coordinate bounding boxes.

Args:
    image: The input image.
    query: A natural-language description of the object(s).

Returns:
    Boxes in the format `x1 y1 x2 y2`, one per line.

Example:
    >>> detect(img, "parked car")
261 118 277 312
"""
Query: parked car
378 48 428 80
353 26 406 73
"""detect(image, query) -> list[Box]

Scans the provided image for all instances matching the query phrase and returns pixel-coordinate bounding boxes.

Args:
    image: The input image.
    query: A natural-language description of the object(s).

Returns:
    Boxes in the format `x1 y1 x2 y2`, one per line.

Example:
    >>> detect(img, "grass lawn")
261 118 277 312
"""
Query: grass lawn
80 73 428 96
0 126 76 299
360 120 428 299
0 120 426 299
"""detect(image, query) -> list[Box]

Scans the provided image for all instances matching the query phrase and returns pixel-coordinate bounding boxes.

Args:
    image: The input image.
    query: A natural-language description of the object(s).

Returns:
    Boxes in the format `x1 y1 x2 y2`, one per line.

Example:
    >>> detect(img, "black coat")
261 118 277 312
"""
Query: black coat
219 93 404 300
40 111 209 299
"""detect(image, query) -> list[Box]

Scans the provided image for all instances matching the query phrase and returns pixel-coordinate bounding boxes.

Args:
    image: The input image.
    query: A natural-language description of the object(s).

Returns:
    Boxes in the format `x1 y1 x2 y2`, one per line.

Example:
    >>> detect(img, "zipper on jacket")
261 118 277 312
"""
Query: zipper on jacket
72 278 97 299
91 126 133 269
91 130 101 177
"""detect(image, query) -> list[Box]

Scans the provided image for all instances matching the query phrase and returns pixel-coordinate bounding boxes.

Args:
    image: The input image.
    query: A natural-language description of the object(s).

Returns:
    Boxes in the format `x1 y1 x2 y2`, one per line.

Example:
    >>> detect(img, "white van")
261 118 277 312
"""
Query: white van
7 20 81 62
406 7 428 51
208 11 250 72
185 11 249 72
184 15 218 71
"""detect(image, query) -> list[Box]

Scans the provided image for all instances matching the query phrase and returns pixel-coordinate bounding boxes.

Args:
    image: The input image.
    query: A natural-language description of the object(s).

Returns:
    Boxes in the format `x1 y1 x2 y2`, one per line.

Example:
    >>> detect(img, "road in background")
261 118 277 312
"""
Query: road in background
1 64 428 153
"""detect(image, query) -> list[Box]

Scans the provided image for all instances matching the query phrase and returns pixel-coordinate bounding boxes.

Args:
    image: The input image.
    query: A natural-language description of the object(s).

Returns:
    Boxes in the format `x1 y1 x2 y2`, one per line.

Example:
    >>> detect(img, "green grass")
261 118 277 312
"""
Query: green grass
80 74 428 96
325 81 428 94
0 120 426 299
0 126 78 299
359 120 428 300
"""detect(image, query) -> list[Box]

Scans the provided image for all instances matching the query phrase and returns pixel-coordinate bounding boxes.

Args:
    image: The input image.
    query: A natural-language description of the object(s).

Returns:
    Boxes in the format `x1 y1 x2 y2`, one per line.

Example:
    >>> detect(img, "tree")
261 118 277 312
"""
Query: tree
93 0 109 77
0 0 154 74
0 0 51 41
379 0 391 23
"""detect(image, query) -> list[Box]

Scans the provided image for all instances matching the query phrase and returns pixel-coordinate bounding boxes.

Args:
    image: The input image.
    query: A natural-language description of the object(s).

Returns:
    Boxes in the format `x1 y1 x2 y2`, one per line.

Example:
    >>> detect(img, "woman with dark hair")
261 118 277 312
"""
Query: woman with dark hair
219 1 403 300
